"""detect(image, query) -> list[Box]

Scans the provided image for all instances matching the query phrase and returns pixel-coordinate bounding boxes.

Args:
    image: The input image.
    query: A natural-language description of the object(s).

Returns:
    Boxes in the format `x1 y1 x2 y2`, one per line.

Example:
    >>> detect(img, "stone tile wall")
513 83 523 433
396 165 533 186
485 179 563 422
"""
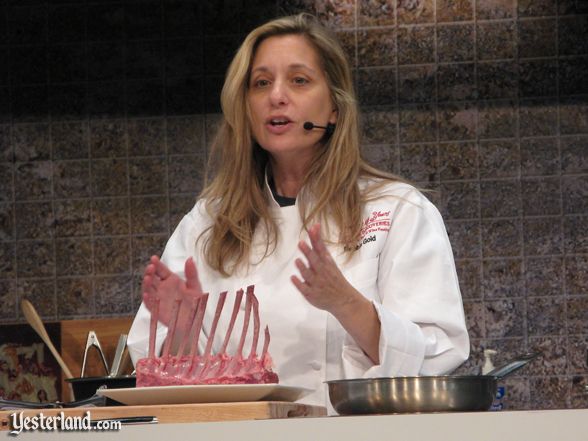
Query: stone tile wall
0 0 586 409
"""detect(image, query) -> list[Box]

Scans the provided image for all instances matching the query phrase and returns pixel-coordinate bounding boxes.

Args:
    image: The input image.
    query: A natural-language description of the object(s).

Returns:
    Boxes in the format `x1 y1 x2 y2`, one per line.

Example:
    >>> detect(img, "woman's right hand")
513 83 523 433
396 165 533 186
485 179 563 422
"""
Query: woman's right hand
142 255 204 333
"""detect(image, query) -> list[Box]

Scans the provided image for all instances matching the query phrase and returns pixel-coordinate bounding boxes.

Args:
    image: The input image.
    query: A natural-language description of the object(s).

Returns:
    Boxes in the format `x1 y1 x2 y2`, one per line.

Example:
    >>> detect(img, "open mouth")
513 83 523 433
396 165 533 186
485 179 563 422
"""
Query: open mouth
268 118 291 126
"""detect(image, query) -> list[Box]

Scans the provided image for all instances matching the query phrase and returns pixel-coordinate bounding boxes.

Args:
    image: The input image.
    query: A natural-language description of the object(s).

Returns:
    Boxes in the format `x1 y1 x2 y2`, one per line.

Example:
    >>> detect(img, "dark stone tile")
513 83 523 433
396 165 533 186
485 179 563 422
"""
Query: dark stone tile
358 29 396 67
166 38 203 78
560 58 588 96
439 102 477 144
398 65 435 104
482 258 523 299
12 123 50 162
15 161 53 201
518 18 557 59
528 336 568 375
520 98 558 138
437 24 474 62
315 0 355 28
477 61 518 100
165 1 202 37
129 157 167 196
485 298 525 338
521 177 562 216
519 60 557 98
92 197 130 236
10 45 48 86
203 75 223 113
439 181 479 219
87 42 125 82
86 4 124 41
0 203 14 241
0 88 10 123
131 272 143 310
568 335 588 374
203 34 242 75
437 64 476 102
525 257 563 297
502 377 530 410
568 297 588 334
91 158 128 197
477 21 516 60
520 138 559 176
561 135 588 174
397 26 434 65
559 0 588 14
518 0 556 17
89 120 127 158
455 259 482 298
481 180 521 218
562 176 588 214
358 0 395 26
453 339 484 374
15 202 53 240
168 154 206 194
399 144 438 182
166 115 205 155
564 215 588 254
560 96 588 135
476 0 515 19
523 217 563 255
16 240 55 278
53 160 91 198
361 108 398 145
94 237 130 275
204 113 223 146
54 199 91 237
126 118 165 157
48 44 86 83
49 83 87 120
559 16 588 56
131 235 168 275
481 219 522 257
0 125 11 161
529 377 569 409
0 164 13 203
0 242 15 278
56 278 94 317
170 194 197 230
94 275 133 315
126 80 164 117
166 76 204 115
447 220 481 258
528 296 566 336
357 68 396 106
565 255 588 297
397 0 434 24
480 338 531 377
87 81 126 119
335 31 356 69
51 121 89 160
437 0 473 21
125 1 163 41
55 238 92 276
130 196 168 235
479 140 519 178
17 279 56 320
477 100 517 139
570 375 588 408
11 85 49 123
0 279 17 320
464 300 486 338
399 104 436 142
439 142 478 180
361 144 398 175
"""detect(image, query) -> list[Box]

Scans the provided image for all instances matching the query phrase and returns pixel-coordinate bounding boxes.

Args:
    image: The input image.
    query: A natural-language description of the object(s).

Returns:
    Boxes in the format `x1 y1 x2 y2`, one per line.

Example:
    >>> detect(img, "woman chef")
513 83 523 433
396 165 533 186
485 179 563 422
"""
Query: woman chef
127 14 469 408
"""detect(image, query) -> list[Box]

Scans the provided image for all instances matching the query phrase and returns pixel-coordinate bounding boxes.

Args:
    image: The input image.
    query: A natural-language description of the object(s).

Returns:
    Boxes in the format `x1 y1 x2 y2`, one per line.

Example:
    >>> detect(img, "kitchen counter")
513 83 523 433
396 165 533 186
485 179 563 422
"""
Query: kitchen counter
11 408 588 440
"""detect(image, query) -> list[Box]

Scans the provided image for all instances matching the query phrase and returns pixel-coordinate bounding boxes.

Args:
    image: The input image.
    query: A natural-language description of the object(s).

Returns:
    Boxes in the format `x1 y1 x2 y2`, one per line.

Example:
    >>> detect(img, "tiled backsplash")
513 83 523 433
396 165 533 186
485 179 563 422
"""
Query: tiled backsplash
0 1 586 410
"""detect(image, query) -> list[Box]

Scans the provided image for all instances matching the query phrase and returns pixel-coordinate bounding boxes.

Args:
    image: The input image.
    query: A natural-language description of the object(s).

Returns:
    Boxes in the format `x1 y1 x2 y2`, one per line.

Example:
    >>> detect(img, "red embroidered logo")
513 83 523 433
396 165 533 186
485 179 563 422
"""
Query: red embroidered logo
345 211 391 251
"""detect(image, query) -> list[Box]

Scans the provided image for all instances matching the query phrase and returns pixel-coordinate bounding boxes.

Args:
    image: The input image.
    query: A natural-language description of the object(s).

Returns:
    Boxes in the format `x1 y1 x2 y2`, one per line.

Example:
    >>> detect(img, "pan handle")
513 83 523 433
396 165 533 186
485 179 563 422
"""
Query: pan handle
486 352 541 379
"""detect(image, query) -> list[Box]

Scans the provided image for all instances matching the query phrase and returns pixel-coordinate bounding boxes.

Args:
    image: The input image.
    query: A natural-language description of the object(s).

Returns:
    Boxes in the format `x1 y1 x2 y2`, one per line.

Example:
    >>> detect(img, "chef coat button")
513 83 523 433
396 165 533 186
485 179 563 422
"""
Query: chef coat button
309 361 321 370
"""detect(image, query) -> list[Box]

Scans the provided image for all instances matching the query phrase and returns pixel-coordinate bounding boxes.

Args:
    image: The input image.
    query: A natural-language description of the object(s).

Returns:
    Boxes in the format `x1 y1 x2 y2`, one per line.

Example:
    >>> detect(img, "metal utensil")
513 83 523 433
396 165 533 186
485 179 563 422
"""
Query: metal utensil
80 331 109 377
109 334 127 377
326 352 540 415
20 300 74 379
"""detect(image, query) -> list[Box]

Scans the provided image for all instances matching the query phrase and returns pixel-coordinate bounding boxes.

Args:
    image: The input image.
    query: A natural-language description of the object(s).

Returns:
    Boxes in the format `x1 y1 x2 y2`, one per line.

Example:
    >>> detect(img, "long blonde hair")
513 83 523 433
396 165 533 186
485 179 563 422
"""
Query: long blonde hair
201 13 401 276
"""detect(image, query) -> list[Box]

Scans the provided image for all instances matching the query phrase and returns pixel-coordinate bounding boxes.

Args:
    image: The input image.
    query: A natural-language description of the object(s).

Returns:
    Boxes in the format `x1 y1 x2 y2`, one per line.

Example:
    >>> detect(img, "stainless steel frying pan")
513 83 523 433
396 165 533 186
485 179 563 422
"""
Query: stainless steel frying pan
326 352 539 415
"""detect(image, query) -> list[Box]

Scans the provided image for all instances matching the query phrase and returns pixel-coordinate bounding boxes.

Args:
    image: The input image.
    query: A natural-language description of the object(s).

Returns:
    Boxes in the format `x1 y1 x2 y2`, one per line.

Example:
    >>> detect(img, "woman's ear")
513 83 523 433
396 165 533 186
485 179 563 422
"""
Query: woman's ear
329 108 338 124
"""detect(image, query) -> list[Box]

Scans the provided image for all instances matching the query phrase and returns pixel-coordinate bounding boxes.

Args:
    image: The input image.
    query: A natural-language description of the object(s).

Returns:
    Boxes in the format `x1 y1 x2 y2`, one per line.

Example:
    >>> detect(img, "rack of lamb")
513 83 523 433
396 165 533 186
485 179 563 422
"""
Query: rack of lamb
136 285 279 387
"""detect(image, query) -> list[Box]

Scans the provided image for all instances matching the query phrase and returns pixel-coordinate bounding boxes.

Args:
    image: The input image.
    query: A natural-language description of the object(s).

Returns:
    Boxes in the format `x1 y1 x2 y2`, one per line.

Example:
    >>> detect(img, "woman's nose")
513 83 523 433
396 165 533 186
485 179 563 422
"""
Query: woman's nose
269 81 288 106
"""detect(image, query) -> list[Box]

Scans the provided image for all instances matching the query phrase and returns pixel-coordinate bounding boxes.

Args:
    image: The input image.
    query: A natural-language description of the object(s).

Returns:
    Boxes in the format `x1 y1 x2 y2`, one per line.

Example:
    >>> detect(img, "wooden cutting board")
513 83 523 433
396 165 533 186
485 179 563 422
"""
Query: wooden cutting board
0 402 326 430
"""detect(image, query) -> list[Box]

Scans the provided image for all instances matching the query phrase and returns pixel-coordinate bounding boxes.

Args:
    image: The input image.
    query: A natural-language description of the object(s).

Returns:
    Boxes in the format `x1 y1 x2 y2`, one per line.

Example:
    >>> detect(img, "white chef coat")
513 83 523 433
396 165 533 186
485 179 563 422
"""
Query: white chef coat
127 178 470 410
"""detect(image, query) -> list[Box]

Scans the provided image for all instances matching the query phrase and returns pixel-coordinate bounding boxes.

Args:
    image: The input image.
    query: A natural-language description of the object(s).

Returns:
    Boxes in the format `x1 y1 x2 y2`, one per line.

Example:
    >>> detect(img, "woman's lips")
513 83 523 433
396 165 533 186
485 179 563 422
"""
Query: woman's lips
265 121 293 134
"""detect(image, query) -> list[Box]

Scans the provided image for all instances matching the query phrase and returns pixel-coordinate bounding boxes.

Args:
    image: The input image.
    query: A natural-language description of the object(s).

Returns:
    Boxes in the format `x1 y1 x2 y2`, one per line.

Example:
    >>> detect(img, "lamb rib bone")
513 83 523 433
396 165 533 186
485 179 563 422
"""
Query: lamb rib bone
136 284 278 386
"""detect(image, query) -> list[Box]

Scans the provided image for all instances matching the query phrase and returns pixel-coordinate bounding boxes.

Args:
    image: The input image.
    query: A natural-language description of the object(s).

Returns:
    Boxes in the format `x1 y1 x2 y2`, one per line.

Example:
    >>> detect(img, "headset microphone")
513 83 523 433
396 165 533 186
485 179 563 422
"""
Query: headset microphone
303 121 336 136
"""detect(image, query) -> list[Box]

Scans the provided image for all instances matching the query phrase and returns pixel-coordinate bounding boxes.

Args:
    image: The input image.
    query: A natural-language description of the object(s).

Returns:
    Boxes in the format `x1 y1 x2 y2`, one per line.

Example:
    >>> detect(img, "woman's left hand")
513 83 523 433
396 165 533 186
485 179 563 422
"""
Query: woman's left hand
291 223 359 315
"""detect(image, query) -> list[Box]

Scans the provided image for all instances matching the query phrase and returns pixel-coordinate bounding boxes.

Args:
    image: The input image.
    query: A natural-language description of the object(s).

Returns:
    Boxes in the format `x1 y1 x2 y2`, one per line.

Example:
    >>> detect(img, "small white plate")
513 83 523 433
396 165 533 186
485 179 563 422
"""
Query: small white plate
97 384 311 406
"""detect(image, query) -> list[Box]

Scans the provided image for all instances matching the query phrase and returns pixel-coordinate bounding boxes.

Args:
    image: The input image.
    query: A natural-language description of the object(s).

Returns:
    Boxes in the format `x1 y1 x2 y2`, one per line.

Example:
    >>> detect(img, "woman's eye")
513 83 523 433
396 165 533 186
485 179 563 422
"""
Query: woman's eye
293 77 309 85
254 79 270 88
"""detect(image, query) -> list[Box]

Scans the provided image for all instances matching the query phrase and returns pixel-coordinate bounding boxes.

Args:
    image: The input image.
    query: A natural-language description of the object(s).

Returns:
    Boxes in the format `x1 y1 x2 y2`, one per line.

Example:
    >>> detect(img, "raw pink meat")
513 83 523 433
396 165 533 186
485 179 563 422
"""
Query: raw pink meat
136 285 279 387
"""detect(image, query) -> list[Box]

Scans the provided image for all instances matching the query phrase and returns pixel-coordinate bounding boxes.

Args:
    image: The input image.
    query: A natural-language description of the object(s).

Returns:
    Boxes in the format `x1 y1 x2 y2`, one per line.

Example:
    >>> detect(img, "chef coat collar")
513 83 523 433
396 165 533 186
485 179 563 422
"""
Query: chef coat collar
264 168 298 208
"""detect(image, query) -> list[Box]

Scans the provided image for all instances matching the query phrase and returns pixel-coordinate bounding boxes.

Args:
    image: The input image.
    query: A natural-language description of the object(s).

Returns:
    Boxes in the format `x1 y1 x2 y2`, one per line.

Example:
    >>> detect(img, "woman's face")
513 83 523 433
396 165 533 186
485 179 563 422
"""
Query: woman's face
247 34 337 162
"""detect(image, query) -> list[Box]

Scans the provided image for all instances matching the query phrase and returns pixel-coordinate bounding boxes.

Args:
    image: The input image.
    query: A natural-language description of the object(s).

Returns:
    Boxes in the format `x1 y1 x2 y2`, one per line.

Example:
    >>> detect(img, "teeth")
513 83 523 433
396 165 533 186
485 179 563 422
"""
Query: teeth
271 119 288 125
